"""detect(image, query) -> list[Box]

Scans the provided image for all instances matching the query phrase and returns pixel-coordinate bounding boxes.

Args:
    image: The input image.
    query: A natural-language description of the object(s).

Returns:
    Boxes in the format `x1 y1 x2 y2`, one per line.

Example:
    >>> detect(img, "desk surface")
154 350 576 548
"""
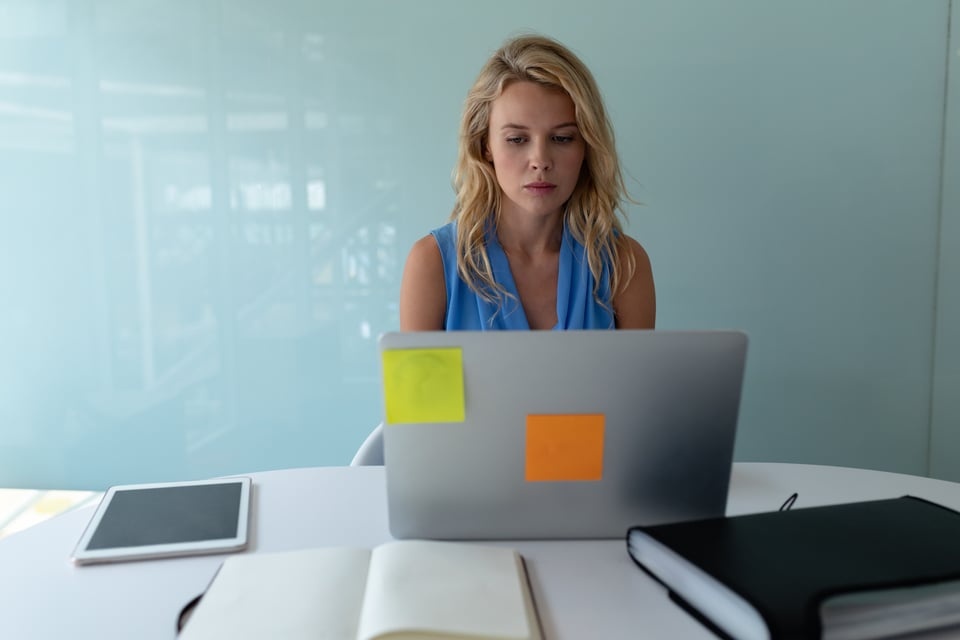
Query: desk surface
3 462 960 640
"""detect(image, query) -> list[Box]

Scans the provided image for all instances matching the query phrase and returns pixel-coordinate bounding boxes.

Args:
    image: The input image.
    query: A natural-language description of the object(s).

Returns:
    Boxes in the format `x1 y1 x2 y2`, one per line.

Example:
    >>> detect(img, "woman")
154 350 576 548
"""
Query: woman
400 34 655 331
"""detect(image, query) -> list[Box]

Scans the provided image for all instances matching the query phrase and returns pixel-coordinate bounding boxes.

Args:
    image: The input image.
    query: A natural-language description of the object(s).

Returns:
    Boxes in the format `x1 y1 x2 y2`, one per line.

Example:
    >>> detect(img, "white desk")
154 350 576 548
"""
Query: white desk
3 463 960 640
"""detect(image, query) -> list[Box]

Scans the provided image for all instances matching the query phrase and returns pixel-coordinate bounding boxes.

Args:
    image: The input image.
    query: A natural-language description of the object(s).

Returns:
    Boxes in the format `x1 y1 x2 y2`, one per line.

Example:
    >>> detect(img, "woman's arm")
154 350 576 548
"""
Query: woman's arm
613 235 656 329
399 235 447 331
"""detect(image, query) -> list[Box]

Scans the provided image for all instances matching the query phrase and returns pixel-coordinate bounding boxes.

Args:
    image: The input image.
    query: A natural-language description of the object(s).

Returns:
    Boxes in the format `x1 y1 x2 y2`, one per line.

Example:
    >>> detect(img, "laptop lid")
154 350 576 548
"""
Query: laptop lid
378 330 748 539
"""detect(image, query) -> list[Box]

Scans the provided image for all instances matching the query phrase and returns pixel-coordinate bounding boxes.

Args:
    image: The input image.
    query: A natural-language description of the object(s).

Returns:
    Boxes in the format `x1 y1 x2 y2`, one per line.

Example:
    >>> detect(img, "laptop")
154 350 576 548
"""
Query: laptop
378 330 748 539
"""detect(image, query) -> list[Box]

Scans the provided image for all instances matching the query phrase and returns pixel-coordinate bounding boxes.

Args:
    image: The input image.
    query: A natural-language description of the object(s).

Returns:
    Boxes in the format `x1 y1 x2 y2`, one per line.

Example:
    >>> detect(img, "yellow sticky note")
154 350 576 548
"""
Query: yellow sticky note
526 414 605 482
382 348 465 424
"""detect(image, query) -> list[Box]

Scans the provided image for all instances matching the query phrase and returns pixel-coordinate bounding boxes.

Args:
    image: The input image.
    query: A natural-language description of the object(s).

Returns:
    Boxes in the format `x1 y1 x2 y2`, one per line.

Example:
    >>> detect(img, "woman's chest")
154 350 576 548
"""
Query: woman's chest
509 258 559 330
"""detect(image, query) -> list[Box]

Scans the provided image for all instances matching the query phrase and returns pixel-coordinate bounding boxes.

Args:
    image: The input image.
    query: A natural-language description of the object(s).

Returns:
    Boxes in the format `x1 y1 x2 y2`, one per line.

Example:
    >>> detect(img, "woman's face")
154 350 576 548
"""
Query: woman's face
486 81 586 222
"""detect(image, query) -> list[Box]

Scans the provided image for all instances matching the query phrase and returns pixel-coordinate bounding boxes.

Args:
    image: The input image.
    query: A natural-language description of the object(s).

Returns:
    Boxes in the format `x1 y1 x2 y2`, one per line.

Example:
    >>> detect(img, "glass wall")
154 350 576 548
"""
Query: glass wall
0 0 954 488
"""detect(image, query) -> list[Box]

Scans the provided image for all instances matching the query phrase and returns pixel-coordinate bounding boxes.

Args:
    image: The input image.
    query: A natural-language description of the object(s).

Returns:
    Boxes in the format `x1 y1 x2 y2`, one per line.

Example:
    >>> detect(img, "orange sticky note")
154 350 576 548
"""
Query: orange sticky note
525 414 605 482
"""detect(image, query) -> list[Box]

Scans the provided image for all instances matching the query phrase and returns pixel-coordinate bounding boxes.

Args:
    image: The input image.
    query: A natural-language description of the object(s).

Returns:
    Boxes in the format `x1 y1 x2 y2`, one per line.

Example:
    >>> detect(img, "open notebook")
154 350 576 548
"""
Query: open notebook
178 540 541 640
378 330 749 539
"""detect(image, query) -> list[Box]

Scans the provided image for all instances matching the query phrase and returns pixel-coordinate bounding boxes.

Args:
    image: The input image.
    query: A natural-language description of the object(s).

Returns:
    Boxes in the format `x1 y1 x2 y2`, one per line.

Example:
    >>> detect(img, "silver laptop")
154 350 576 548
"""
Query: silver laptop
378 330 748 539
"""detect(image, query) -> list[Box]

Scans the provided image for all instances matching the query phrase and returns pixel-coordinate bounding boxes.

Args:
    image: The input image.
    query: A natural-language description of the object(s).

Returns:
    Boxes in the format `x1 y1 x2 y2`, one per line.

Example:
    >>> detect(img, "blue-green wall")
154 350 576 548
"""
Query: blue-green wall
0 1 956 489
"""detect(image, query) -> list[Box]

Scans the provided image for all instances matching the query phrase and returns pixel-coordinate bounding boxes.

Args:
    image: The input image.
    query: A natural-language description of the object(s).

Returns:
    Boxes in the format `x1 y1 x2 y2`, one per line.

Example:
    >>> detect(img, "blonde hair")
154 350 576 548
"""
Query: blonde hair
451 34 635 307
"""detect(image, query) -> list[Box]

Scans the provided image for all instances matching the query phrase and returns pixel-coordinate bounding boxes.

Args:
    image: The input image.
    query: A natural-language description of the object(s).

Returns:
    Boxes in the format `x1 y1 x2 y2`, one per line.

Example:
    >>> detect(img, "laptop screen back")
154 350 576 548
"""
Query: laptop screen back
379 330 748 539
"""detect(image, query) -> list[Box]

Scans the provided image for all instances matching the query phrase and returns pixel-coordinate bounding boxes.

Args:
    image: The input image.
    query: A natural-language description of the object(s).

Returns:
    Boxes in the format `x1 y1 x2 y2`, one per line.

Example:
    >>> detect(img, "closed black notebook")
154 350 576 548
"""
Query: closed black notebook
627 496 960 640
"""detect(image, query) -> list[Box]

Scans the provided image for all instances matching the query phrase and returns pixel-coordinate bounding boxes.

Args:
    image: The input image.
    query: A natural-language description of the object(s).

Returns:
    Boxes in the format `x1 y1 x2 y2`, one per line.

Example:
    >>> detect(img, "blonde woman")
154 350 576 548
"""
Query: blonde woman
400 34 655 331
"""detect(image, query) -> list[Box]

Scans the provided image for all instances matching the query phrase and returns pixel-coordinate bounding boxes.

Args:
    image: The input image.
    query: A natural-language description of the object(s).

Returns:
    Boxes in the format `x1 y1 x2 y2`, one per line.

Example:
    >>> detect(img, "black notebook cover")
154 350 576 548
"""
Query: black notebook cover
627 496 960 639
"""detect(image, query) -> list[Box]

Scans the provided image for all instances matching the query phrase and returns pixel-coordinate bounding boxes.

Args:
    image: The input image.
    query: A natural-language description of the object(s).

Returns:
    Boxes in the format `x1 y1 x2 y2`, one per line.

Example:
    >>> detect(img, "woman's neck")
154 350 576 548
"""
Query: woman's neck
495 212 564 259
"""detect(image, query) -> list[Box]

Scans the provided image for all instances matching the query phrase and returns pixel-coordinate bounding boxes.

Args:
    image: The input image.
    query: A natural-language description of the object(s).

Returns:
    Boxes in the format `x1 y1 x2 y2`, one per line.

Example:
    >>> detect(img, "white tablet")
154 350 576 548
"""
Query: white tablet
71 477 252 565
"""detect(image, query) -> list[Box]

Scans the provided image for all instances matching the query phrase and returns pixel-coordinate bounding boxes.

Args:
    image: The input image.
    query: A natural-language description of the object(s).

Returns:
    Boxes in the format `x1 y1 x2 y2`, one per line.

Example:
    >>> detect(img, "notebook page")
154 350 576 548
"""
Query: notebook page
180 547 371 640
357 540 534 640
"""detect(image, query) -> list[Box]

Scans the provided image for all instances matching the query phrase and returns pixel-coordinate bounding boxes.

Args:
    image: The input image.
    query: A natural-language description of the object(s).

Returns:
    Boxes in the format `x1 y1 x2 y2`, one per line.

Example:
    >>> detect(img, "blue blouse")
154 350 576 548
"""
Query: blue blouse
430 221 615 330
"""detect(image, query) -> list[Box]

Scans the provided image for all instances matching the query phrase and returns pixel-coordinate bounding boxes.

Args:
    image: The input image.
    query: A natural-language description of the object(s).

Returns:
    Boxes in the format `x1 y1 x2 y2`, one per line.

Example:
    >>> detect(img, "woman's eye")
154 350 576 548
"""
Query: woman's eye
553 135 574 143
506 136 525 144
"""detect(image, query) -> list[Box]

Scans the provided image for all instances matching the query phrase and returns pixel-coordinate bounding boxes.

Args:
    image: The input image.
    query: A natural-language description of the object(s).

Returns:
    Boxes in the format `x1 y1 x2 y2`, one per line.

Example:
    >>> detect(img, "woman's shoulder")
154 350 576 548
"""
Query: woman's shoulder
617 232 650 265
400 233 447 331
407 232 443 264
612 232 655 329
429 220 457 242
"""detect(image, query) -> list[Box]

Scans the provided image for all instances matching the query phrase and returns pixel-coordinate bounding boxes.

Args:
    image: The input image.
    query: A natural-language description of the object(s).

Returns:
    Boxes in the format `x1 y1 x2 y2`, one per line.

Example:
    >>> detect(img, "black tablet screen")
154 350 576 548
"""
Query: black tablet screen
86 482 242 550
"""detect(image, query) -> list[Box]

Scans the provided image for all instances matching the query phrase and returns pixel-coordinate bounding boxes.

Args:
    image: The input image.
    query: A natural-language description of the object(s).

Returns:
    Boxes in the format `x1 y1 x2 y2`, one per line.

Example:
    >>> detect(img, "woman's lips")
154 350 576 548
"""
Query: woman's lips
524 182 556 195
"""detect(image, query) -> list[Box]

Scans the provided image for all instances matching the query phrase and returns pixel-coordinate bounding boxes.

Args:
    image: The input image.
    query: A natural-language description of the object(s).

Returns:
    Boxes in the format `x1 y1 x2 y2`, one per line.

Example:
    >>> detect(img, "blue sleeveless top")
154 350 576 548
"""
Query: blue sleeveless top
430 221 615 330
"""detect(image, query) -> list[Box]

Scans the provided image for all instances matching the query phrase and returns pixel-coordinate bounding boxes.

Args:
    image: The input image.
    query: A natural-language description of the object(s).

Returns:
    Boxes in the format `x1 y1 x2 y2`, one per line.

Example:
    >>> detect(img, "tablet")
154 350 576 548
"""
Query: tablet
71 477 252 565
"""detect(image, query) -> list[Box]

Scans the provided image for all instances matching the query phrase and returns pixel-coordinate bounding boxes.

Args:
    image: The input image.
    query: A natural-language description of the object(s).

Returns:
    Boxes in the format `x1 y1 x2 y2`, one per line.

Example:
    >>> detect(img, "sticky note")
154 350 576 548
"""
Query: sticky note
382 348 465 424
525 414 605 482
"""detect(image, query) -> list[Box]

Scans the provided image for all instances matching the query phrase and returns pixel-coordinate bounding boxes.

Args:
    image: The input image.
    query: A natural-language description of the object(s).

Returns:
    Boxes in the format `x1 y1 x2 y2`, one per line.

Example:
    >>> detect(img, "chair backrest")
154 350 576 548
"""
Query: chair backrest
350 423 384 466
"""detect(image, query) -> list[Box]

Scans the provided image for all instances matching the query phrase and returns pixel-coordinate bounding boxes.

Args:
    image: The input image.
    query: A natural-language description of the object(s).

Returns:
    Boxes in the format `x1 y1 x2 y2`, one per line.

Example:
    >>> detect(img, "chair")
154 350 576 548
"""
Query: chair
350 422 384 466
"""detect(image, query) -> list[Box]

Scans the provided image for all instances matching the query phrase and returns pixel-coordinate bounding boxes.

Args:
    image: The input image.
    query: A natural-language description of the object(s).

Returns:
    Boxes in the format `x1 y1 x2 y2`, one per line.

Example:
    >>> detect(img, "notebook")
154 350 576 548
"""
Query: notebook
626 496 960 640
378 330 748 539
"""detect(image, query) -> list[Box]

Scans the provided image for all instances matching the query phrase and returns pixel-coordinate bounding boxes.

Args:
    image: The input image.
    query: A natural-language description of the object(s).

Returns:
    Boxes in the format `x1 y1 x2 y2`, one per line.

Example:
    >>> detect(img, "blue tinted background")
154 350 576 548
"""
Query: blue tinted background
1 0 958 489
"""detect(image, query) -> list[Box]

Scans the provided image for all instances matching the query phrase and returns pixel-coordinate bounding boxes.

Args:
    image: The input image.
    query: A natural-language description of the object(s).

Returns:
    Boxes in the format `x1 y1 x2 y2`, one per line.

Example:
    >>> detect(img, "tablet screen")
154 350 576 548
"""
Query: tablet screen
72 477 251 565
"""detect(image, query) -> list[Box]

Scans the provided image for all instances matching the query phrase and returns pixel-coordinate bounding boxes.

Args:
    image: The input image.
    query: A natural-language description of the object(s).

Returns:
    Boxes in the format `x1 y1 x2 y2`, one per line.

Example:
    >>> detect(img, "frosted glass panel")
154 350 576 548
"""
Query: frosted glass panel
0 0 952 488
930 4 960 481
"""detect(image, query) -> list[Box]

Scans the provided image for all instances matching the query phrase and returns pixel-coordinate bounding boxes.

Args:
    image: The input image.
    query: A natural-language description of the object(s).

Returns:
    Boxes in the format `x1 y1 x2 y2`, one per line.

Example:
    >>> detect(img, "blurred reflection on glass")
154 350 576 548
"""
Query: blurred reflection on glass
0 2 404 488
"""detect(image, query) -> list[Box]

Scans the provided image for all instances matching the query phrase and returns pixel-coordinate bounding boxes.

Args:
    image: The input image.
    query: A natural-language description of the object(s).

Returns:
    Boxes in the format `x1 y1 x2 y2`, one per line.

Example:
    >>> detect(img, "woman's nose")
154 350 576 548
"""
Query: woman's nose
530 141 552 171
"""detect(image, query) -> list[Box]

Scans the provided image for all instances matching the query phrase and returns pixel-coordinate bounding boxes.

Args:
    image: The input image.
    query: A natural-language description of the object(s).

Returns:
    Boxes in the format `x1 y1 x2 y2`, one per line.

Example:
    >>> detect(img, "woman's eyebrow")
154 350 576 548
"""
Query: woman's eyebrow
499 121 579 130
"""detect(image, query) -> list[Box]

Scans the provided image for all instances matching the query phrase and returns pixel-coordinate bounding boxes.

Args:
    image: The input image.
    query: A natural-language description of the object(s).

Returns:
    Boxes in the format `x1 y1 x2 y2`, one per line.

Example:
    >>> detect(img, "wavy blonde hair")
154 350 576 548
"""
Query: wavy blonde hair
451 34 635 307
